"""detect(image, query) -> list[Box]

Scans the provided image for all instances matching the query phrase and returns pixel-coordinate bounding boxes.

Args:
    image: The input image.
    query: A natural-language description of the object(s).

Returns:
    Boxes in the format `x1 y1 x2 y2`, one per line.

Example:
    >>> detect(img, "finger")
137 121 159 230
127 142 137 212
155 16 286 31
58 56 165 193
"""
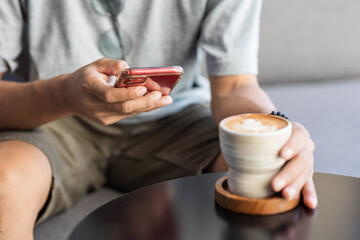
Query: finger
93 58 129 76
90 74 148 103
301 178 318 209
115 91 164 114
154 95 173 108
280 122 312 160
130 94 173 114
114 95 173 121
92 94 173 123
272 141 314 192
135 95 173 113
281 157 313 200
94 84 148 103
104 86 148 103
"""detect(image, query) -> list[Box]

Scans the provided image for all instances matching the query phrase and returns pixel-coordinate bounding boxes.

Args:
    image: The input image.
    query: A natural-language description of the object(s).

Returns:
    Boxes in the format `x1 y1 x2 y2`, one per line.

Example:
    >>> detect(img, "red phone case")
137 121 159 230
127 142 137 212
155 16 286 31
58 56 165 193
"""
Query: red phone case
115 66 184 95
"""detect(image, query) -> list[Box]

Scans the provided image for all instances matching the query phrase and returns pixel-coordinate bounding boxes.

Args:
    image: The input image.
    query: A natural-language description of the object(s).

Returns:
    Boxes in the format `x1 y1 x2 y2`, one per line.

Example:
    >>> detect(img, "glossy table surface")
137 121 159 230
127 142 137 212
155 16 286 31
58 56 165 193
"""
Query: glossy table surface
69 172 360 240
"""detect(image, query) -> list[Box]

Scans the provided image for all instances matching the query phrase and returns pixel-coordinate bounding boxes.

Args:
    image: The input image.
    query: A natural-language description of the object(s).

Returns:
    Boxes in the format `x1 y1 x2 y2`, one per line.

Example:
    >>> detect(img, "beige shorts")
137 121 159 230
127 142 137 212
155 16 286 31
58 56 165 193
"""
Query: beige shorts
0 103 220 223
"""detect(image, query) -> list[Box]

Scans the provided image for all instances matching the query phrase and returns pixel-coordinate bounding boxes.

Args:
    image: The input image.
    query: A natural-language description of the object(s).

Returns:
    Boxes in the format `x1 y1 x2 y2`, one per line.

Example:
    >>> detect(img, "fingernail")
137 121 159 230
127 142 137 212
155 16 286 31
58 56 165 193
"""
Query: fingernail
283 148 294 159
162 96 173 105
286 186 296 200
274 178 286 192
137 87 147 96
120 60 129 69
154 92 162 101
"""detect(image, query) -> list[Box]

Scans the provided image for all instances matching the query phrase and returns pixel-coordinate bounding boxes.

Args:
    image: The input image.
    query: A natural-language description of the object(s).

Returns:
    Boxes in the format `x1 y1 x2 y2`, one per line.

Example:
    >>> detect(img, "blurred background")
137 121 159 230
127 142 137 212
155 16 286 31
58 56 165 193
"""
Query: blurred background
258 0 360 178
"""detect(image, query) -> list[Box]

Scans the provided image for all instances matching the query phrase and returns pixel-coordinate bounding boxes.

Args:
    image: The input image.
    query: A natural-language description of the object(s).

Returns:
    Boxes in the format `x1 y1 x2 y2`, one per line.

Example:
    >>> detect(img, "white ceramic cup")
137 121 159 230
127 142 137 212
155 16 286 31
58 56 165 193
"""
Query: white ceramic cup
219 114 292 198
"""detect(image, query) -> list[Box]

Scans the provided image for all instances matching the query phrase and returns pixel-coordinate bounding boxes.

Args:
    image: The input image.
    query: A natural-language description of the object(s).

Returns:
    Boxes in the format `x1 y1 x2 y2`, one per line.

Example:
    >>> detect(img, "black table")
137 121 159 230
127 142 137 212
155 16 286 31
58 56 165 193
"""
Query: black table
69 173 360 240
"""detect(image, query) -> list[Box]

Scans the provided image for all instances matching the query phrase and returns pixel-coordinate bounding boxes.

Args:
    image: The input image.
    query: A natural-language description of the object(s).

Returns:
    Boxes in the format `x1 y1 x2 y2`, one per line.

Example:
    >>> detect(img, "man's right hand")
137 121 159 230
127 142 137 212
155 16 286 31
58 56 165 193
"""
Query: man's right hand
61 58 173 125
0 58 173 130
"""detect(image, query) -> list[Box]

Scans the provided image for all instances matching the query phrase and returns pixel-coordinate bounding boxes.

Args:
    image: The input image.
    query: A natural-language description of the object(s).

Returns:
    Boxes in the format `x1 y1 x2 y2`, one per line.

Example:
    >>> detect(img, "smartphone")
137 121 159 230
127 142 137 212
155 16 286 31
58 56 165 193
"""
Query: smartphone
114 66 184 95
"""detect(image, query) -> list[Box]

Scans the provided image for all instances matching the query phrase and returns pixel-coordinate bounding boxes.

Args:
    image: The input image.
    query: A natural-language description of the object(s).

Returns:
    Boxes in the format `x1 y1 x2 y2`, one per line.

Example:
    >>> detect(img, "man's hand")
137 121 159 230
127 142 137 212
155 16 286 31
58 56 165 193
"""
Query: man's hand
0 58 173 130
62 58 173 125
272 122 318 209
210 74 318 209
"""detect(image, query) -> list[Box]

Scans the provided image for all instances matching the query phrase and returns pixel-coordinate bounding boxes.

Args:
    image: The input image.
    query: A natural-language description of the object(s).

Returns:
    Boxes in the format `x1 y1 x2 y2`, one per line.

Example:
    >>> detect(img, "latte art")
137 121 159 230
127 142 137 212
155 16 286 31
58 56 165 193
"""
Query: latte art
230 118 277 133
223 114 288 134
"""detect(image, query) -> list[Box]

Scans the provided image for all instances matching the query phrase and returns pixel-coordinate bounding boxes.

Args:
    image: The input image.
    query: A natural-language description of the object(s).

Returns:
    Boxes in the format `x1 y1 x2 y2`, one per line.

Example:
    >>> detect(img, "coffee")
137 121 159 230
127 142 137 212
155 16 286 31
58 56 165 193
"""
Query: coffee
219 114 292 198
223 114 288 134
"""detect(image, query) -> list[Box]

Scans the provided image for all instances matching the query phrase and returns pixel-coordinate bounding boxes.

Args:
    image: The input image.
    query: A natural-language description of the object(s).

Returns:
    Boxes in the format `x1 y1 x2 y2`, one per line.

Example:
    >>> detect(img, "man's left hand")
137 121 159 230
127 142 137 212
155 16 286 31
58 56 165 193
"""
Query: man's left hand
271 122 318 209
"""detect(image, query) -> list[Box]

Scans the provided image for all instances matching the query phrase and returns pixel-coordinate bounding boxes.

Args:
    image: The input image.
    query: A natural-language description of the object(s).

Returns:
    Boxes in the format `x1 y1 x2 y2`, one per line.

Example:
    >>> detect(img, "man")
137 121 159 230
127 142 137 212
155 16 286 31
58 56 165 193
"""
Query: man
0 0 317 239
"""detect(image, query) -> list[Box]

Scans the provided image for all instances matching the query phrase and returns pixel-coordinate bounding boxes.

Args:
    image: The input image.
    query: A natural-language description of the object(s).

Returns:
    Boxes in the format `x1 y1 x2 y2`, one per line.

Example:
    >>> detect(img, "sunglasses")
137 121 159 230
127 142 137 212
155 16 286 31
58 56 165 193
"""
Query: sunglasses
91 0 131 60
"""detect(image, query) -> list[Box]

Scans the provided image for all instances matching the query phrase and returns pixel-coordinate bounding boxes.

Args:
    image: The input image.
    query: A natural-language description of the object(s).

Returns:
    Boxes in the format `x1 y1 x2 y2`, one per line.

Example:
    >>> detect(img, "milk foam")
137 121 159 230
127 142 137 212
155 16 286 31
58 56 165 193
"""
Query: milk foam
231 118 277 133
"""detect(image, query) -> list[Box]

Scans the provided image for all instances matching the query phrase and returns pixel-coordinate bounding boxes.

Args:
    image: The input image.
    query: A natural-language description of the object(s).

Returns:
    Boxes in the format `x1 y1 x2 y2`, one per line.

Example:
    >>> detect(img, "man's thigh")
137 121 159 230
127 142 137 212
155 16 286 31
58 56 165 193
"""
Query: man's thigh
106 103 221 192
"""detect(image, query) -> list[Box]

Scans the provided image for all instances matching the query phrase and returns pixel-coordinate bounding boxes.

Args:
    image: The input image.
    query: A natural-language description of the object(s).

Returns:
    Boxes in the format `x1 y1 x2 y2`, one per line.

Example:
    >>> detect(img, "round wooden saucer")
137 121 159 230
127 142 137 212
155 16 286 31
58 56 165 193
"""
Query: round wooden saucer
215 176 300 215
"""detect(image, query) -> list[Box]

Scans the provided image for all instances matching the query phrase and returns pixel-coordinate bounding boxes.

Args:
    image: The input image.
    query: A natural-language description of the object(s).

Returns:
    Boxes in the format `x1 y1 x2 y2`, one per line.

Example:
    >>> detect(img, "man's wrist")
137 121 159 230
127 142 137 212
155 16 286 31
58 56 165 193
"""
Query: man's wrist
55 73 75 117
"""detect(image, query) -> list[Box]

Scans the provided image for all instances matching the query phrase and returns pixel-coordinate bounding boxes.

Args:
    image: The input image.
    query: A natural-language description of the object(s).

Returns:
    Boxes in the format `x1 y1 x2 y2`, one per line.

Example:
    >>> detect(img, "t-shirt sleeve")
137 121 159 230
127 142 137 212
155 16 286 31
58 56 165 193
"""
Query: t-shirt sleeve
0 0 25 73
199 0 262 76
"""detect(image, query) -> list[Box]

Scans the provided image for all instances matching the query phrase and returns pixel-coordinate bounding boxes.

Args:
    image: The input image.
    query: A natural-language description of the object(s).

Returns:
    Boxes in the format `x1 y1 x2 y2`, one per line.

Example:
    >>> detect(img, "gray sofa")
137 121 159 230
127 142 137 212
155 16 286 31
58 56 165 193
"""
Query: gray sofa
32 0 360 239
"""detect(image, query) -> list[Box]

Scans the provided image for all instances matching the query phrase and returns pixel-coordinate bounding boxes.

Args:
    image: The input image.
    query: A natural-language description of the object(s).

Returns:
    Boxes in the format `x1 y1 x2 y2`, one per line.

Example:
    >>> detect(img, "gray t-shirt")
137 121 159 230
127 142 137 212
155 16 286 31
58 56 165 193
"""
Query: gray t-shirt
0 0 262 123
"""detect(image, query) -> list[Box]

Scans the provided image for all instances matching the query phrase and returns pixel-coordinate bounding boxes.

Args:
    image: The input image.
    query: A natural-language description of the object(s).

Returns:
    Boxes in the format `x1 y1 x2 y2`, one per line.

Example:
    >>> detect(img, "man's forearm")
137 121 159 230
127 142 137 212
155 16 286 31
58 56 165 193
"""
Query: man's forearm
0 74 71 130
210 75 276 125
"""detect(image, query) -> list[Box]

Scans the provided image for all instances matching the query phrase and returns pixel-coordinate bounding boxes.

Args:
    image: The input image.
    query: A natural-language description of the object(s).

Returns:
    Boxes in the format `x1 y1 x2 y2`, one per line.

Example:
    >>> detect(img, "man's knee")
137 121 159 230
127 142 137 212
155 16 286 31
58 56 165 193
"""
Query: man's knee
0 140 51 240
0 140 52 205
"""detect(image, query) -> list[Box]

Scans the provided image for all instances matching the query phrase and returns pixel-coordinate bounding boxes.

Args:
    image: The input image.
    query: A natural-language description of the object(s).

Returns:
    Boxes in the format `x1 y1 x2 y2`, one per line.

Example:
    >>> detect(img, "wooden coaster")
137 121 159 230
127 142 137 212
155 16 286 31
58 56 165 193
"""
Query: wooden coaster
215 176 300 215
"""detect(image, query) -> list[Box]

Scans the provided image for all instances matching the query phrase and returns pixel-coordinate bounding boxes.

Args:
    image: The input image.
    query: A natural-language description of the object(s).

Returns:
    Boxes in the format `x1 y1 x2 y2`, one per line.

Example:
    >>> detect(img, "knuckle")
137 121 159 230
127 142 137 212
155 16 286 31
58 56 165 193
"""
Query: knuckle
103 89 114 103
120 102 132 113
128 88 140 99
148 96 158 107
147 100 155 109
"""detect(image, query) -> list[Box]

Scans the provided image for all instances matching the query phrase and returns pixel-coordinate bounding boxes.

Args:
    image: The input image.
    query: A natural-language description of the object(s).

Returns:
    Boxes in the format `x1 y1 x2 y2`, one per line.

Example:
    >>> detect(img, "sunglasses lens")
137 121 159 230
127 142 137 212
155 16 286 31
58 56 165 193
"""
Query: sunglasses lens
91 0 124 16
99 29 131 59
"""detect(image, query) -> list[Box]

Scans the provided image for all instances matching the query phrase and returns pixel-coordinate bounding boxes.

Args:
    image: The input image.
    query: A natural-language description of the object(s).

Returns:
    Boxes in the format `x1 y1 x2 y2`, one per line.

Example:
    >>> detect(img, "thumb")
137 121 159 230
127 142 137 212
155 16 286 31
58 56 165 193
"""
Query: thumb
93 58 129 76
